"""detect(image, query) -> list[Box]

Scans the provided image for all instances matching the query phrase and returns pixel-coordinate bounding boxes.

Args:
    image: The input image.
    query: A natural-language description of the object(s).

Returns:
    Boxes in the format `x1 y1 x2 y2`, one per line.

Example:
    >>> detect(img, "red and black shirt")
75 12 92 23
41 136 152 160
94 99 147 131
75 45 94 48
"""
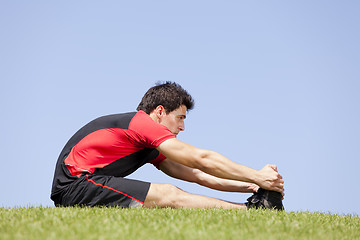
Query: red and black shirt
51 111 175 198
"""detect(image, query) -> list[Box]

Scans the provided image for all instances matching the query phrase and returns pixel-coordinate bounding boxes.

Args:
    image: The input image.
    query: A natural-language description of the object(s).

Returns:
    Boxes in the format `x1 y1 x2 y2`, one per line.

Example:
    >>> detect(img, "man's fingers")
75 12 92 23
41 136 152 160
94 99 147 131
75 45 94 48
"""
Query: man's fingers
260 164 285 196
272 180 284 194
268 164 278 172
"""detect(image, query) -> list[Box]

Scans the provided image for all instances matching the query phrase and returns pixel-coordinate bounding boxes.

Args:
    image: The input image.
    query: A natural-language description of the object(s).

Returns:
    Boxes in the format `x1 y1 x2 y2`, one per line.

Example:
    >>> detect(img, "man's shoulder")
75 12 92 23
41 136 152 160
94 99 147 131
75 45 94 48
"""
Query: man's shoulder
129 111 168 132
128 111 175 146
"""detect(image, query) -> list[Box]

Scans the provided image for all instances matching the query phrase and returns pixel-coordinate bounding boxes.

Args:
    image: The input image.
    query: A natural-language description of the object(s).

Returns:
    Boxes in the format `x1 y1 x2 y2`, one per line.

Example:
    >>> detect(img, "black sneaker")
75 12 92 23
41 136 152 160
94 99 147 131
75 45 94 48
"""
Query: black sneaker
245 188 284 211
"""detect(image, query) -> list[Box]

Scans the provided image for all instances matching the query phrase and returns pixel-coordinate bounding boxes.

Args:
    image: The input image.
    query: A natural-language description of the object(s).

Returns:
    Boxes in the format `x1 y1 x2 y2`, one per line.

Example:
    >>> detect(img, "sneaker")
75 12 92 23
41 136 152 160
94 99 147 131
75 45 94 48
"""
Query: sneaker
245 188 284 211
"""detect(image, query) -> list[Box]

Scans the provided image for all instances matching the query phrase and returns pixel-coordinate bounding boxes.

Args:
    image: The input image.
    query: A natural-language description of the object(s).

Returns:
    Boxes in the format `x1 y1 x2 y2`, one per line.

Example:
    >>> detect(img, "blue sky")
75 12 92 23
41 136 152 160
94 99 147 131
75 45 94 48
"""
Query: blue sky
1 1 359 215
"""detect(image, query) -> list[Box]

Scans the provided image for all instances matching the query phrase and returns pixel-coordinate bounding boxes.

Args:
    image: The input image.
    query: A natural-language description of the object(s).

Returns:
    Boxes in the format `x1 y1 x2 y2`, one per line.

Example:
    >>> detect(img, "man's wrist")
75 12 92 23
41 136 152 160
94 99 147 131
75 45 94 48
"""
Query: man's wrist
249 170 261 185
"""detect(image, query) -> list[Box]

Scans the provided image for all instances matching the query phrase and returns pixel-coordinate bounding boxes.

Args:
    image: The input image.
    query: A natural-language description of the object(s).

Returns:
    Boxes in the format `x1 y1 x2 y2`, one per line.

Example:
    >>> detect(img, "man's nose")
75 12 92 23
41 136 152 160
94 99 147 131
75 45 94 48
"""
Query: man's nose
179 122 185 131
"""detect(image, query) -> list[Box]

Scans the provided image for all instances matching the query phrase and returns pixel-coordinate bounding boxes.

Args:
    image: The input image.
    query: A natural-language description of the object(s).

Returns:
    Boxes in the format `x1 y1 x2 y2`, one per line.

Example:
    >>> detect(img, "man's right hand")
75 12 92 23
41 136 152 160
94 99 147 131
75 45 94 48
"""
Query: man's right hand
256 164 284 195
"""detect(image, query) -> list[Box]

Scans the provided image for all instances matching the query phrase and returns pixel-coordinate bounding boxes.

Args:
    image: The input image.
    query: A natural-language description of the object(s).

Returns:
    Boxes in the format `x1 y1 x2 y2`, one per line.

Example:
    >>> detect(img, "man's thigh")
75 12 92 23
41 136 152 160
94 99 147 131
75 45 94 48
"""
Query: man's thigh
60 174 151 208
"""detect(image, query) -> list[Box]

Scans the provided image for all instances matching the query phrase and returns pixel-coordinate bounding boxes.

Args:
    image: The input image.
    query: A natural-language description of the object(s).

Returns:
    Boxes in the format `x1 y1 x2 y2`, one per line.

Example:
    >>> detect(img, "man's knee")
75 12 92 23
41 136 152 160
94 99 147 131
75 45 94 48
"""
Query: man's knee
144 183 185 208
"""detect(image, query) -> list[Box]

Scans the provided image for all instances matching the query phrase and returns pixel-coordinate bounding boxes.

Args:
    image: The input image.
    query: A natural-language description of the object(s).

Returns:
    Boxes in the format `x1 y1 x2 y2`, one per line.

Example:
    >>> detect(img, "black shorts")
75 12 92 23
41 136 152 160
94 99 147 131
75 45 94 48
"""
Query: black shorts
57 174 151 208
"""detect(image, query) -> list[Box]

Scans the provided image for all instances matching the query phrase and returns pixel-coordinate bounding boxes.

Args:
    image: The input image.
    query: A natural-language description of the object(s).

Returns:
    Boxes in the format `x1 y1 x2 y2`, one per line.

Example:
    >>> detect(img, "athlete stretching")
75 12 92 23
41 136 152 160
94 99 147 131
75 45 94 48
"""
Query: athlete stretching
51 82 284 210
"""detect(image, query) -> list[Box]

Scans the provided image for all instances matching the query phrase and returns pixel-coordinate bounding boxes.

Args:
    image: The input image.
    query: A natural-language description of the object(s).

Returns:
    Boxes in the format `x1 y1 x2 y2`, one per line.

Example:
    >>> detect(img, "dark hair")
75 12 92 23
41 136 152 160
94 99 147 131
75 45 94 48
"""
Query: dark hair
137 81 194 114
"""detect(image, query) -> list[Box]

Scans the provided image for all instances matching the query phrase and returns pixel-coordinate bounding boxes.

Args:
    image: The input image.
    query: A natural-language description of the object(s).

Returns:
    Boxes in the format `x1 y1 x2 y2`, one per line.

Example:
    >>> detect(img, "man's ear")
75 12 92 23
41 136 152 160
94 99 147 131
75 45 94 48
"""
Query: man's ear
154 105 166 118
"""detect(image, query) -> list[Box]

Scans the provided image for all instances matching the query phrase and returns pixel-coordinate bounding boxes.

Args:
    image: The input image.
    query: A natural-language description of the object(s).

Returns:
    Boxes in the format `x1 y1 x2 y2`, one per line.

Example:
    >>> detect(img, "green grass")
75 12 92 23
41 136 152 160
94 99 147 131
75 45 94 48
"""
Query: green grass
1 207 359 240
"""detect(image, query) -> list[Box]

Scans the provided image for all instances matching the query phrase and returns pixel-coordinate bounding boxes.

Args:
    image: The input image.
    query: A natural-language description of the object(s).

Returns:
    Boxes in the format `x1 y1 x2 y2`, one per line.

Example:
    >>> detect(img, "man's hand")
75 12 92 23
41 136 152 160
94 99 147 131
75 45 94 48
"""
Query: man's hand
248 183 260 193
256 164 284 195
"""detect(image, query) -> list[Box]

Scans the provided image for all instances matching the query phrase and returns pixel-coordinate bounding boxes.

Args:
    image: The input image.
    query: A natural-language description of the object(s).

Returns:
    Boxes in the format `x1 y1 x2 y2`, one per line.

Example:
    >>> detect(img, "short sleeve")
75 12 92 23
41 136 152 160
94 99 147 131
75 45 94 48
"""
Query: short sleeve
149 152 167 169
128 111 176 148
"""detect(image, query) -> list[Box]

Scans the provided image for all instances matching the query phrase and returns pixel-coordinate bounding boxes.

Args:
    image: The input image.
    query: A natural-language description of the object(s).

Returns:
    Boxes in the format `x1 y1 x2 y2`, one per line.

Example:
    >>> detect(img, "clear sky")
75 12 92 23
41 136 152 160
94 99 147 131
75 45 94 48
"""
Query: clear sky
1 1 359 215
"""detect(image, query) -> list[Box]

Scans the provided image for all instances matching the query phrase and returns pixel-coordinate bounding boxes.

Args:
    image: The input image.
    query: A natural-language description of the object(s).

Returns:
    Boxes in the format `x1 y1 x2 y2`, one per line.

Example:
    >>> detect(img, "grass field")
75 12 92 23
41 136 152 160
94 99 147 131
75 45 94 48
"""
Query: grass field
1 207 359 240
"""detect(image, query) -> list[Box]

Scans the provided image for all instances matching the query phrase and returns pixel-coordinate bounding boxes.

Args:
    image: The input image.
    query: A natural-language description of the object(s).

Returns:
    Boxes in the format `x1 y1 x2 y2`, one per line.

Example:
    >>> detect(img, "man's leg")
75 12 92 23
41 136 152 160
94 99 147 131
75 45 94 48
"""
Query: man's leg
143 183 247 209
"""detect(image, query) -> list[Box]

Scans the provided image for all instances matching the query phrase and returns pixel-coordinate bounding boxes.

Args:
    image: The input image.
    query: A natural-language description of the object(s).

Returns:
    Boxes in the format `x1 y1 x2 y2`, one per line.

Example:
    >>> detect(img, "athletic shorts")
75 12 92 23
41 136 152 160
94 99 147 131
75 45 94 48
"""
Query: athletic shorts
57 174 151 208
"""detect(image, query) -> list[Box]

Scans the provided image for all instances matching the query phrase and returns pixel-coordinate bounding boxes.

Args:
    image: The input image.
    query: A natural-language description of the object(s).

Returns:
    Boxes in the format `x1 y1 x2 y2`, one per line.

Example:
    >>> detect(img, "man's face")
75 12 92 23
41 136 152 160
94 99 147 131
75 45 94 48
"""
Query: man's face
160 105 187 136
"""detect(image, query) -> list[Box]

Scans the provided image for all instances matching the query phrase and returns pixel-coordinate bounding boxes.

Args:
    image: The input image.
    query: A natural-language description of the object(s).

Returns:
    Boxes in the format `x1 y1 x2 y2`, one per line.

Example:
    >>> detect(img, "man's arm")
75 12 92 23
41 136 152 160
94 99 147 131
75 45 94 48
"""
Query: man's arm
157 138 284 194
159 159 259 193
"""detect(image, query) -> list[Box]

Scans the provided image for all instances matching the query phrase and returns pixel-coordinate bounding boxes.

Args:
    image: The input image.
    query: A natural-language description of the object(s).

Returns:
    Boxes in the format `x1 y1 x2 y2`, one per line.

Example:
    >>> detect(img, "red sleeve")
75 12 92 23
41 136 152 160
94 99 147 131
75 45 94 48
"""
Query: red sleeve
149 152 167 169
128 111 176 148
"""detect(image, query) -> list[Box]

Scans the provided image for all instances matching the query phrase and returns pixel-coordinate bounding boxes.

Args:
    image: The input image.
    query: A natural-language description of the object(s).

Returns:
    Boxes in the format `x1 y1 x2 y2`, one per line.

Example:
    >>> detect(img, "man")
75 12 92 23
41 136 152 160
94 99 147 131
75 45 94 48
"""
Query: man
51 82 284 210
